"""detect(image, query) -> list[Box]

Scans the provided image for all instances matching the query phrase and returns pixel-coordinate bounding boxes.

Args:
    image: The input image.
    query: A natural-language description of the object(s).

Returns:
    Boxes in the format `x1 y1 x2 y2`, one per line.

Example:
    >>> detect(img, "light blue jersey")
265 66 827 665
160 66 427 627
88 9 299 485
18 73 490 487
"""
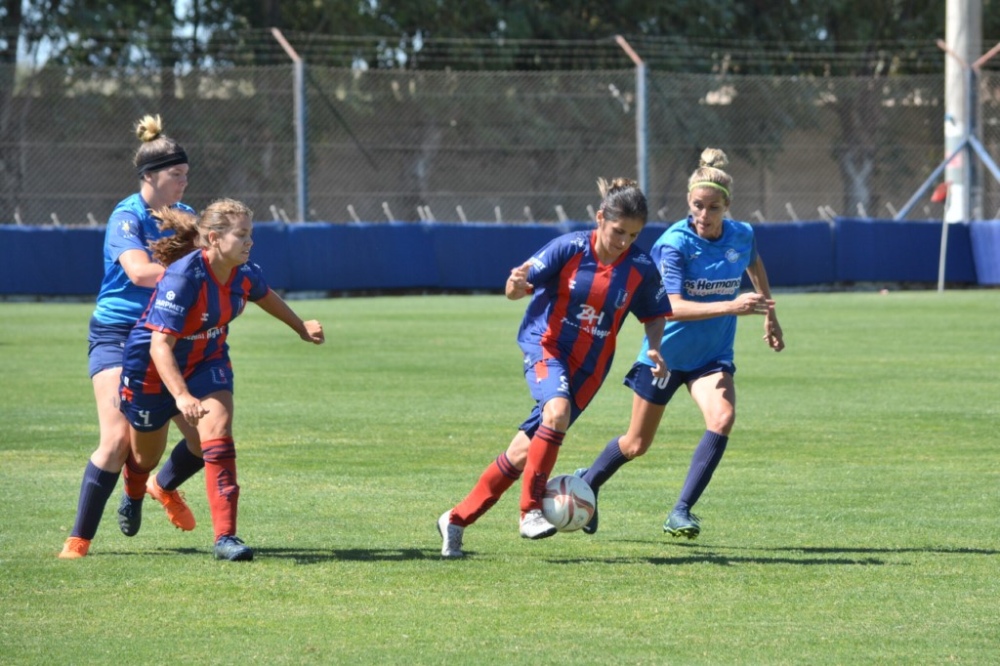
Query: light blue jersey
91 194 194 326
635 217 757 371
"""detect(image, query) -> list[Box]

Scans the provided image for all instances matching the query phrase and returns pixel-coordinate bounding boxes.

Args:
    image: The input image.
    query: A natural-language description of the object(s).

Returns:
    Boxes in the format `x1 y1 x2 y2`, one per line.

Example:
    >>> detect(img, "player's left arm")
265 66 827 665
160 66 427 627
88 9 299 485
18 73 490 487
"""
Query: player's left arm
641 316 668 378
745 254 785 352
254 290 325 344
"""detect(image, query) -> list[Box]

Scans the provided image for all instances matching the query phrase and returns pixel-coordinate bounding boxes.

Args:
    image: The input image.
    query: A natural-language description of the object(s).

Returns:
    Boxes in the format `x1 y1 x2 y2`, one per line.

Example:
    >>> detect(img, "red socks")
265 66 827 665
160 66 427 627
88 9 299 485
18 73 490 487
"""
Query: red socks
519 425 564 514
123 453 152 500
450 453 521 527
202 437 239 540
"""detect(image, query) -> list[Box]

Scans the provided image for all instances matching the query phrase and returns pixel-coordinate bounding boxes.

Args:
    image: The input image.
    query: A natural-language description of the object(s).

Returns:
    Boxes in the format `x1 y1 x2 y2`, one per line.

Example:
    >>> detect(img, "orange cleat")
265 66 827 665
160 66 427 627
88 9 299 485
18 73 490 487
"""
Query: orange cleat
146 477 196 531
58 536 91 559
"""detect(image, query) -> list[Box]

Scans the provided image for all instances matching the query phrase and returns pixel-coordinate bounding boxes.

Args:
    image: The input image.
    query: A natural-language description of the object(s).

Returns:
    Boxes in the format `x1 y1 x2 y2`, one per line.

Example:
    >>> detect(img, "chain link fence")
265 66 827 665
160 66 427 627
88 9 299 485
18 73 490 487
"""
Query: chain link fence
2 62 999 225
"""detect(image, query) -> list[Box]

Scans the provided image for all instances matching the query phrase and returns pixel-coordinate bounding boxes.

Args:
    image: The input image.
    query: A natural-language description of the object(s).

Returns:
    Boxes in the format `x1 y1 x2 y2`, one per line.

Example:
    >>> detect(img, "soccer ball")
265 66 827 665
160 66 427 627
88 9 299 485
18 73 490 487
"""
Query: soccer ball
542 474 596 532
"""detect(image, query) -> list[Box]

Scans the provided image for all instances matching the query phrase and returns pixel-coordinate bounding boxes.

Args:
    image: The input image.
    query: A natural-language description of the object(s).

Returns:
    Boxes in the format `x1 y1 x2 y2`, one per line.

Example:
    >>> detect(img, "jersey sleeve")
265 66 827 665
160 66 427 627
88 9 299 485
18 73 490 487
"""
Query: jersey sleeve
144 271 200 336
629 264 672 322
244 262 271 301
105 211 150 264
525 233 580 287
653 241 686 295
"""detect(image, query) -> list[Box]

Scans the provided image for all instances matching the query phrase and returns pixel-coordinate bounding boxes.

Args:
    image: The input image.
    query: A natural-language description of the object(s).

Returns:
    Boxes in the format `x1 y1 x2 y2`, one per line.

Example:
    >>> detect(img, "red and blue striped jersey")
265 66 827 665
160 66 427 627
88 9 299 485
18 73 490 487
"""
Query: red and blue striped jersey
517 230 671 408
121 249 271 394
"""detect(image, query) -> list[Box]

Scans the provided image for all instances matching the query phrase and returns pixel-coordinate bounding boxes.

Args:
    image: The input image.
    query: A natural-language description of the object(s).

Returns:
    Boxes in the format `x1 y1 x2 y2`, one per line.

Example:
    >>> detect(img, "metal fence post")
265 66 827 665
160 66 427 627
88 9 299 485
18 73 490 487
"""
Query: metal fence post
272 28 308 222
615 36 647 198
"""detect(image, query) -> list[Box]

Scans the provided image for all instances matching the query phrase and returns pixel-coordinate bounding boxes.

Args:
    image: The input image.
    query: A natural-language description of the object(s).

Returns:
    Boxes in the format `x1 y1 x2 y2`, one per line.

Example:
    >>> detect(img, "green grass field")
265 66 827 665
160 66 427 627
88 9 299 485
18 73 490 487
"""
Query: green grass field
1 291 998 664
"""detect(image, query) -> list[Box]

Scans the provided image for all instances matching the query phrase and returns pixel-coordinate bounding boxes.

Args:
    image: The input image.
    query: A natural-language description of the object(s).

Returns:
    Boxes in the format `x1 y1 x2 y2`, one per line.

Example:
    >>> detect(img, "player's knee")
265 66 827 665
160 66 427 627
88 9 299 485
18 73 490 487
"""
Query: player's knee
95 434 132 466
707 408 735 435
505 432 531 467
619 435 654 459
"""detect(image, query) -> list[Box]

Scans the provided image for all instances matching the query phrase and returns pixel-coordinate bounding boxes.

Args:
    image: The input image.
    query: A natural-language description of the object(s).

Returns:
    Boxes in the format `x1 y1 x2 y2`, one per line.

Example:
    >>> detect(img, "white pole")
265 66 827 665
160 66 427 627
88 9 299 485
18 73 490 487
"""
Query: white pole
943 0 981 224
938 211 949 292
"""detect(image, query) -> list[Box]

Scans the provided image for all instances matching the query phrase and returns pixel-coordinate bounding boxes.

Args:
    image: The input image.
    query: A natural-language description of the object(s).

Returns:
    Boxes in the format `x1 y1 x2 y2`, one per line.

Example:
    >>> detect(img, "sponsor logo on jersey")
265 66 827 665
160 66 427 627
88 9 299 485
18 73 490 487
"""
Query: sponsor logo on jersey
154 297 186 315
568 305 613 339
184 326 225 341
684 277 742 297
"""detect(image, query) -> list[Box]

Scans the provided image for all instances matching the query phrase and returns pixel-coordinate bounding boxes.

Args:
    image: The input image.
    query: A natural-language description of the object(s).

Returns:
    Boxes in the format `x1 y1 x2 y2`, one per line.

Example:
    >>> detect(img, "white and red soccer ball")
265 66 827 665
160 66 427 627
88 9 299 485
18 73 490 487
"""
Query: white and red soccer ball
542 474 596 532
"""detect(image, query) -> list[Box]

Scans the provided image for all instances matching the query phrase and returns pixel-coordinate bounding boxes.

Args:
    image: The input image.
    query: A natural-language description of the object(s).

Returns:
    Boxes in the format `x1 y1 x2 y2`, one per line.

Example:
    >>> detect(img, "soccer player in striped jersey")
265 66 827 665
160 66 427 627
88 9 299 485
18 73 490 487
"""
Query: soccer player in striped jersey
577 148 785 539
437 178 672 558
60 115 203 560
118 199 324 561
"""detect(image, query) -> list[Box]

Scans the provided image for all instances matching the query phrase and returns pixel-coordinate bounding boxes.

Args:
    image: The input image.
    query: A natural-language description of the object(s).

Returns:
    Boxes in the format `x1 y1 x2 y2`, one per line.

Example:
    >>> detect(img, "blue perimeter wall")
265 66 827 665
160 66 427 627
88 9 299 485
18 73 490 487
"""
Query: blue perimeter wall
2 218 997 296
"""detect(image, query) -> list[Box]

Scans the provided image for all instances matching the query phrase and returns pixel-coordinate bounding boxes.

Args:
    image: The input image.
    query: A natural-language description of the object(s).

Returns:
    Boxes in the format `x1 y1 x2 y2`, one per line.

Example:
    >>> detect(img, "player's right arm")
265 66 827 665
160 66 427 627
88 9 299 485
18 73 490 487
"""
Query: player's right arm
106 211 165 288
119 249 165 288
656 244 771 322
149 331 207 426
505 260 534 300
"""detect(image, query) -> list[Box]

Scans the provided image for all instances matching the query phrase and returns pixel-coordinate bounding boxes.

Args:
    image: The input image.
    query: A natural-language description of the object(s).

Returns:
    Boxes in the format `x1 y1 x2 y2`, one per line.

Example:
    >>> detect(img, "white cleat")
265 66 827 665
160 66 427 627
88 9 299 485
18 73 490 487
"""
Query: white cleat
519 509 557 540
437 511 465 559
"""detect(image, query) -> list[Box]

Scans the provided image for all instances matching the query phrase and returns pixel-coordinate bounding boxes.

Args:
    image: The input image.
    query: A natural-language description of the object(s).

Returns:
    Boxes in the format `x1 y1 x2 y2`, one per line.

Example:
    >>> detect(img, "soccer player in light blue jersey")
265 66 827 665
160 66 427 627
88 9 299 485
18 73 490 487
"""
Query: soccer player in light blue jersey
61 115 203 559
577 148 785 539
437 178 672 558
119 200 324 561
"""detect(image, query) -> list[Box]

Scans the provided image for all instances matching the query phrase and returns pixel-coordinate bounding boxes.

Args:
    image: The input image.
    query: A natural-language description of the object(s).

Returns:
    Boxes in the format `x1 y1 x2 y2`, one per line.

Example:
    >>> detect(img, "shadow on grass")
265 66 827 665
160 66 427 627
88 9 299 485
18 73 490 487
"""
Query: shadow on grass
545 540 1000 567
546 552 890 567
98 547 444 563
263 547 443 564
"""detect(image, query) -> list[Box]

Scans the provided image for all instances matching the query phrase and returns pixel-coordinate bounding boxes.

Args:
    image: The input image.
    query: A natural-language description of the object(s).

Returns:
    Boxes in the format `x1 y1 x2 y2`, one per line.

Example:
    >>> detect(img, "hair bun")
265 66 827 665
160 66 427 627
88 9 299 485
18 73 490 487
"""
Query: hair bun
135 114 165 143
699 148 729 170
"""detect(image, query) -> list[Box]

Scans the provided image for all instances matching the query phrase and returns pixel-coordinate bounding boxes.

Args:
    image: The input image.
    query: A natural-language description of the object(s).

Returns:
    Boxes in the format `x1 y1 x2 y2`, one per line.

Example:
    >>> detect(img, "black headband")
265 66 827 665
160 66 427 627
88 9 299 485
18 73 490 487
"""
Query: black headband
137 150 188 175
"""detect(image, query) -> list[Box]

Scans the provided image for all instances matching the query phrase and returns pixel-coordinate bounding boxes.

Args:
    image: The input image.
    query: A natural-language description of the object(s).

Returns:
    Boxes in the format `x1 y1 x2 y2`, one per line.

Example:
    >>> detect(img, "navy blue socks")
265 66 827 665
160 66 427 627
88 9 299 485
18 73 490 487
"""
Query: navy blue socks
582 437 631 495
675 430 729 511
70 461 119 539
156 439 205 491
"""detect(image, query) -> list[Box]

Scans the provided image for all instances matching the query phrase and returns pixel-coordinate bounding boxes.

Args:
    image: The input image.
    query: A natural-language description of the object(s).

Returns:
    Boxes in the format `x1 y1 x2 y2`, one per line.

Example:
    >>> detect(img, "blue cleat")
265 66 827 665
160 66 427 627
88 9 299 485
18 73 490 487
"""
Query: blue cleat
214 535 254 561
117 493 143 537
663 507 701 539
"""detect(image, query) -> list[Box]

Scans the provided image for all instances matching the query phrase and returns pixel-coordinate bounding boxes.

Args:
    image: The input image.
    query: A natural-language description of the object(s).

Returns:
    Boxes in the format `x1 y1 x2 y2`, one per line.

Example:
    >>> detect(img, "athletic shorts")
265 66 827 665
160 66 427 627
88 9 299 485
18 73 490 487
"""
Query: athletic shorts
623 359 736 407
120 361 234 432
87 317 131 378
517 355 585 438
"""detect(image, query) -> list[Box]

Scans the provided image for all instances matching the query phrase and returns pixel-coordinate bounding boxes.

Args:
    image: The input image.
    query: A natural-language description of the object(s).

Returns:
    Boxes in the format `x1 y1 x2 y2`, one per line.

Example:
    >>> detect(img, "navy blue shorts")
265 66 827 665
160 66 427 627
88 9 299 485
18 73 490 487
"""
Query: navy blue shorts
518 355 584 438
120 361 234 432
87 317 131 378
623 359 736 407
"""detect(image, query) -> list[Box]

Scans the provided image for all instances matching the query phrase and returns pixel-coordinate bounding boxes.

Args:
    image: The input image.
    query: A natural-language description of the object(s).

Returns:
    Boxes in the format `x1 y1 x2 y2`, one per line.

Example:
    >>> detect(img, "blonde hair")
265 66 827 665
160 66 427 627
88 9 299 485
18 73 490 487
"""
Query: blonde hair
596 177 648 224
687 148 733 202
133 114 188 176
150 198 253 266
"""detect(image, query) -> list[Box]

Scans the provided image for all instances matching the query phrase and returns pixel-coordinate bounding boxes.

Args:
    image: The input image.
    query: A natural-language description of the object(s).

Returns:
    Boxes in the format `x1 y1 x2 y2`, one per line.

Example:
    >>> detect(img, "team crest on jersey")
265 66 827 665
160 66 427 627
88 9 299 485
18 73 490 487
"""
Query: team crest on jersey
614 289 629 309
725 248 740 263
